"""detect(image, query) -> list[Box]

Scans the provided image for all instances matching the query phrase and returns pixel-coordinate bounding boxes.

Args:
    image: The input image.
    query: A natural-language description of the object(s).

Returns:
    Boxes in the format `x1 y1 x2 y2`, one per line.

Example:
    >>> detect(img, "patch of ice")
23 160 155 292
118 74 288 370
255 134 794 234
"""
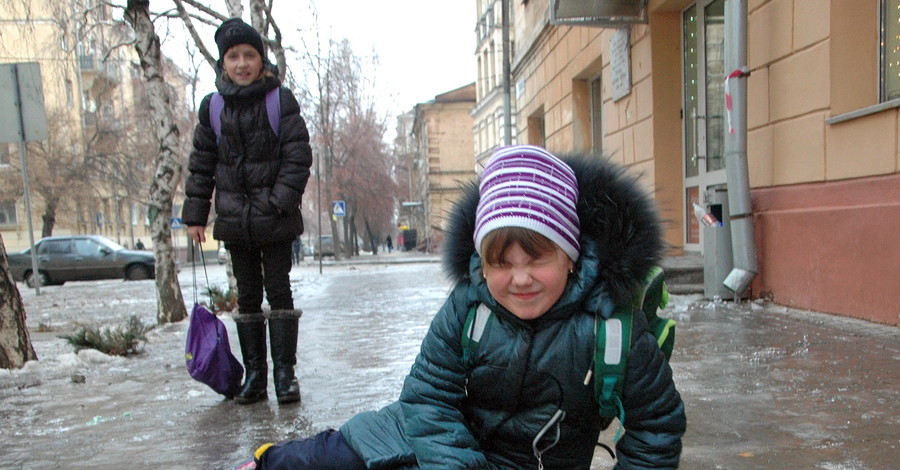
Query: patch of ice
78 349 118 364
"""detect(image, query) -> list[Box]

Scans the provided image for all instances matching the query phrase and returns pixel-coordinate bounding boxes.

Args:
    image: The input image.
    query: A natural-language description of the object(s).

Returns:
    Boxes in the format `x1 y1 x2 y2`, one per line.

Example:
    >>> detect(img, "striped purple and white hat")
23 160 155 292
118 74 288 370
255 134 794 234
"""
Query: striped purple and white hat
475 145 581 261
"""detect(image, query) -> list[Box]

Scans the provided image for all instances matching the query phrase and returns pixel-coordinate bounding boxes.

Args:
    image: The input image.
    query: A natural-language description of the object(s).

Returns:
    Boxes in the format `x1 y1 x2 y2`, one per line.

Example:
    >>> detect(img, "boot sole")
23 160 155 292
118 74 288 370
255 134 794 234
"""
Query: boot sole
276 394 300 404
234 393 268 405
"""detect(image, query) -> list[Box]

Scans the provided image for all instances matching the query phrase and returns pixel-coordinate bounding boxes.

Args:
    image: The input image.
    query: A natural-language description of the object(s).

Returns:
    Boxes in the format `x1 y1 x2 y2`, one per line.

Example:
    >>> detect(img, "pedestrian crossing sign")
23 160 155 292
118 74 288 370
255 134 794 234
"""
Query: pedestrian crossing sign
333 200 345 217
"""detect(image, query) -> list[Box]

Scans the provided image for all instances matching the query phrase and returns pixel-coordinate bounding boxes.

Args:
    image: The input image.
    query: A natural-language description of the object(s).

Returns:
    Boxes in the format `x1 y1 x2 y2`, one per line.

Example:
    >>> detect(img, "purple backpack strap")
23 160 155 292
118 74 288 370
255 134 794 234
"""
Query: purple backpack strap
209 92 224 142
208 88 280 142
265 87 281 136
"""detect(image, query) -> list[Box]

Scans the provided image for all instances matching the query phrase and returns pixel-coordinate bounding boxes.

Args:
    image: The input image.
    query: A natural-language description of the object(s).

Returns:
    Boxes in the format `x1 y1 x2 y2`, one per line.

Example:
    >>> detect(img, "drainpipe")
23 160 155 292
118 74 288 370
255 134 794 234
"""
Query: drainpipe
722 0 757 297
501 0 512 145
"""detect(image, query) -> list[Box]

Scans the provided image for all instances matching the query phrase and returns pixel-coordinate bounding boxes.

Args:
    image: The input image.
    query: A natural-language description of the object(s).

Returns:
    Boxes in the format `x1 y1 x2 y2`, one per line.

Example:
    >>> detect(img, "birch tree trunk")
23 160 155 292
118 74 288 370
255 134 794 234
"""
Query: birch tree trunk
0 234 37 369
125 0 186 324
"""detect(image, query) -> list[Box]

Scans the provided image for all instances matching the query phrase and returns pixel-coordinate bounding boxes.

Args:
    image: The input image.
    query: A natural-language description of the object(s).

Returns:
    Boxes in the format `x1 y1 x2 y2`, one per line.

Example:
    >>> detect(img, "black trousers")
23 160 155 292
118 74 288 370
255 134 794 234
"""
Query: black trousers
227 240 294 313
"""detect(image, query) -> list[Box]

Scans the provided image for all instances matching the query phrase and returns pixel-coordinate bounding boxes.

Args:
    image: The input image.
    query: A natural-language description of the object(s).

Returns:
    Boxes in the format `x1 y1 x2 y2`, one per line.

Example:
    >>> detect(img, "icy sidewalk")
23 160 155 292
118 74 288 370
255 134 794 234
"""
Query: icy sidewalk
2 261 898 469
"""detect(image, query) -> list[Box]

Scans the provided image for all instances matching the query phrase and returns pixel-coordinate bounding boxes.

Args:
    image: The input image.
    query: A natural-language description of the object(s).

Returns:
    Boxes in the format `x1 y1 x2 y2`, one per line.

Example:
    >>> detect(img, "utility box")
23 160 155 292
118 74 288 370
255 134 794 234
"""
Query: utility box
703 187 733 299
403 229 417 251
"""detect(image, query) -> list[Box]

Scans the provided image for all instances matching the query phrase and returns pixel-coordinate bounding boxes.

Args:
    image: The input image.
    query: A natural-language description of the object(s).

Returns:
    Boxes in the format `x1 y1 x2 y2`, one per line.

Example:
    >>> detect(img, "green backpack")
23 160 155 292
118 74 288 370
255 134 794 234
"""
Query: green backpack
461 266 675 442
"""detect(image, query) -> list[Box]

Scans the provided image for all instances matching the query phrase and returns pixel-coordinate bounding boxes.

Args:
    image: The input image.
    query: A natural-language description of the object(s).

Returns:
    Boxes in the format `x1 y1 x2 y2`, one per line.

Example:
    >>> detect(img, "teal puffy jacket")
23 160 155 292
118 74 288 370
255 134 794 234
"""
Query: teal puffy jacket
341 154 686 469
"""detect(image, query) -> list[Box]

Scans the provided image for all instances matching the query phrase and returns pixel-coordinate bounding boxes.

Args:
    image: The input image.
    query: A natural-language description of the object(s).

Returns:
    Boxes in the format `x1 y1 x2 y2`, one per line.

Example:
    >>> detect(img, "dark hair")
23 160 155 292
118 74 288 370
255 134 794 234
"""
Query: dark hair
481 227 559 266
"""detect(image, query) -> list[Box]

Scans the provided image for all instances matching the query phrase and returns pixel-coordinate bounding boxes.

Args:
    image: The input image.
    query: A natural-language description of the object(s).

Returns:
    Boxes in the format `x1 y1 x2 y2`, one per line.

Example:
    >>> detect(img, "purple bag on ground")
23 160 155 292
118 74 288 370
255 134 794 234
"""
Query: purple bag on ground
185 303 243 397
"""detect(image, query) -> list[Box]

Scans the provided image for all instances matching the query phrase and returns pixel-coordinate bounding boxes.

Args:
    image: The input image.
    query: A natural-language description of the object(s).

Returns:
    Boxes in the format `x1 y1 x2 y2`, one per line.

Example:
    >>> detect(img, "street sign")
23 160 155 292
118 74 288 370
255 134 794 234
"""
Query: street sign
0 62 48 143
171 217 183 230
333 200 346 217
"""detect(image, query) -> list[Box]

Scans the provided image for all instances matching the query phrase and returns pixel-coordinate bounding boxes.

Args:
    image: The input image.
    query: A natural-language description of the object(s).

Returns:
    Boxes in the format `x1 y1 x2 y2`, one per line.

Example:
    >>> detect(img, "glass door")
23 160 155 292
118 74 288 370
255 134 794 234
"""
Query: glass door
683 0 727 250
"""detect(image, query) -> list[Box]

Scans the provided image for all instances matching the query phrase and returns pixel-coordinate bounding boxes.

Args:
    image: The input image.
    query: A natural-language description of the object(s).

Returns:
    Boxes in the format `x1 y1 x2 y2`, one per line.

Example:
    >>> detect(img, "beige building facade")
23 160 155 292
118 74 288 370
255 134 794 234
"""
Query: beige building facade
1 1 191 254
410 84 477 252
503 0 898 325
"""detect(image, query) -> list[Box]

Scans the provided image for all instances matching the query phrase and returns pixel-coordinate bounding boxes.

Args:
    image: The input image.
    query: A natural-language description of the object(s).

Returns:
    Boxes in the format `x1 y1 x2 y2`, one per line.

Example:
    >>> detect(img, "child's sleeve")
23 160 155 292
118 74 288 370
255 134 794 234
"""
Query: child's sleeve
398 289 494 470
614 322 687 469
182 93 218 226
268 88 312 214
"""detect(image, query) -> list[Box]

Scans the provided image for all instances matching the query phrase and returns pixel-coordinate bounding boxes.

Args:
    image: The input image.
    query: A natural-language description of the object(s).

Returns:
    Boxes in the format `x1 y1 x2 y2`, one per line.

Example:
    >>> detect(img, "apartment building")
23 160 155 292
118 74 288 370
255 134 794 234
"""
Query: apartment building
490 0 898 324
0 0 191 253
409 83 477 252
473 0 518 165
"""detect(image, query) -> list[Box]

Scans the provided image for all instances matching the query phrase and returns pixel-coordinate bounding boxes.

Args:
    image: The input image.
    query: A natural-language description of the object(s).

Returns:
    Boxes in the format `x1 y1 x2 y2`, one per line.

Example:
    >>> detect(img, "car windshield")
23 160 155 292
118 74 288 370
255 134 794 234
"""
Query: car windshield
95 237 124 251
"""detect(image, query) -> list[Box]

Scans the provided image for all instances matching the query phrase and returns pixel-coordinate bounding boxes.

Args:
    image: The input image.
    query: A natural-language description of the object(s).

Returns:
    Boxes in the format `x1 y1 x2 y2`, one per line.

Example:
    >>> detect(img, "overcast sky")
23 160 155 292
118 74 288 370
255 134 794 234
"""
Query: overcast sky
162 1 475 126
311 1 476 113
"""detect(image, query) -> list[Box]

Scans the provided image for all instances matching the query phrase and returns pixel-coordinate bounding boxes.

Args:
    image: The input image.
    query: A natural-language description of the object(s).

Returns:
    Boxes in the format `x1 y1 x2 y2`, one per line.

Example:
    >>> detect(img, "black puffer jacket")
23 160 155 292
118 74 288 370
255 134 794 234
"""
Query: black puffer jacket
339 154 685 469
182 72 312 245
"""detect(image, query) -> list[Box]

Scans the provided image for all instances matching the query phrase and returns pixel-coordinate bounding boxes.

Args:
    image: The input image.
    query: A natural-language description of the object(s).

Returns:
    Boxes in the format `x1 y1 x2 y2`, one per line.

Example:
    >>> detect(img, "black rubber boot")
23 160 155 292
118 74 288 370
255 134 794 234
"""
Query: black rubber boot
268 310 302 404
234 316 268 404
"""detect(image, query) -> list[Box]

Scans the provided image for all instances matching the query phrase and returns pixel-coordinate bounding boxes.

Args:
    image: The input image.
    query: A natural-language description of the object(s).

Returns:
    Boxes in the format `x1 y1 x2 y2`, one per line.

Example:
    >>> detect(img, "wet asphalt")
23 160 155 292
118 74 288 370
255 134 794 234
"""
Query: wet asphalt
1 253 897 469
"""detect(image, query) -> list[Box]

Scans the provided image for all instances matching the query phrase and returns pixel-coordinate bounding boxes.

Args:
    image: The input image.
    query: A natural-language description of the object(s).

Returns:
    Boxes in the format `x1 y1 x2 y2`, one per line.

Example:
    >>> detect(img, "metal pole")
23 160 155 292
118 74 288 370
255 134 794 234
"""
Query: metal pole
501 0 512 145
12 64 41 294
722 0 757 298
316 148 322 274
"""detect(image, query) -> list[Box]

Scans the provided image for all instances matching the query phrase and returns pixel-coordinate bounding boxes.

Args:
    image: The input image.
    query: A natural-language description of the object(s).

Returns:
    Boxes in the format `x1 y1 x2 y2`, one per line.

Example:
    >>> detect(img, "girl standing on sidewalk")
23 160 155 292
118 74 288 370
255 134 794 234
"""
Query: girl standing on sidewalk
183 18 312 405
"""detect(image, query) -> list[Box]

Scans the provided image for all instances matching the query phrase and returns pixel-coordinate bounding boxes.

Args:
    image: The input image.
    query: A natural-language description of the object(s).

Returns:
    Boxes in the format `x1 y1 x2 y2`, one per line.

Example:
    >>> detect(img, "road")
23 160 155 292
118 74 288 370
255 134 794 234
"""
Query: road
1 256 897 469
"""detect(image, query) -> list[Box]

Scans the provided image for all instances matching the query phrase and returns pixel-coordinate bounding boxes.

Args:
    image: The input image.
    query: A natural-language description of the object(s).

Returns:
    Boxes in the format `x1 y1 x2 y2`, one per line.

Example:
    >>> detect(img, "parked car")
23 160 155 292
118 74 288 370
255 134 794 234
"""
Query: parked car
7 235 156 288
314 235 335 259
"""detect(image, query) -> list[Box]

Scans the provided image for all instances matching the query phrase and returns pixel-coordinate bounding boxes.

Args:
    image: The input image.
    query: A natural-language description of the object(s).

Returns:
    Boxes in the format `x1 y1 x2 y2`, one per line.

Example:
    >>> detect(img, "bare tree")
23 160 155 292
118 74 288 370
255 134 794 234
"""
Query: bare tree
333 103 399 256
298 25 363 259
124 0 186 323
169 0 288 82
0 234 37 369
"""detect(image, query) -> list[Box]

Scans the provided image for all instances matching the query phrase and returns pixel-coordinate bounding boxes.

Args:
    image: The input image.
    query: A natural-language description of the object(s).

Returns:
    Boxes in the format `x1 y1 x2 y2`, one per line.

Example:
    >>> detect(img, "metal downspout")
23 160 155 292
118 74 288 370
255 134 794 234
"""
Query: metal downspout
501 0 512 146
722 0 757 297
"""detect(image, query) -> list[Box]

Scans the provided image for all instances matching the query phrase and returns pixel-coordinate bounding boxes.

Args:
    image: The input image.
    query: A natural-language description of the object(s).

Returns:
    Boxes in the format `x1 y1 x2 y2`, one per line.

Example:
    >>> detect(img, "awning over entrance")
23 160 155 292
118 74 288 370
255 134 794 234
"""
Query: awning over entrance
550 0 649 26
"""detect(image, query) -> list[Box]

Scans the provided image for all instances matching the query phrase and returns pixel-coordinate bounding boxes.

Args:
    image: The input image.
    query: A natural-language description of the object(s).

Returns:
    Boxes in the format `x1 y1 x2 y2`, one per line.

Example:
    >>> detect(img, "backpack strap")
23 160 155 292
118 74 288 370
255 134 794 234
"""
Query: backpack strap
594 307 633 437
593 266 674 445
208 87 281 143
461 304 492 365
209 92 224 143
639 266 676 360
265 87 281 136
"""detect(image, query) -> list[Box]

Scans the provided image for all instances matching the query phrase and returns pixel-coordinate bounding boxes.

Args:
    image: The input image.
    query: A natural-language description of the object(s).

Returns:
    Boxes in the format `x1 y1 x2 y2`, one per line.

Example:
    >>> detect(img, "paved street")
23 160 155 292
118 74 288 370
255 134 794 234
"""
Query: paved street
1 254 898 469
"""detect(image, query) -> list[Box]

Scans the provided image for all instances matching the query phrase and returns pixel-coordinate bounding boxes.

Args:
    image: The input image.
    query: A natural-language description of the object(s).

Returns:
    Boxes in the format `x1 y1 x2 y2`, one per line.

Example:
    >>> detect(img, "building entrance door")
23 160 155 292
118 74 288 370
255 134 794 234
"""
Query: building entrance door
682 0 727 251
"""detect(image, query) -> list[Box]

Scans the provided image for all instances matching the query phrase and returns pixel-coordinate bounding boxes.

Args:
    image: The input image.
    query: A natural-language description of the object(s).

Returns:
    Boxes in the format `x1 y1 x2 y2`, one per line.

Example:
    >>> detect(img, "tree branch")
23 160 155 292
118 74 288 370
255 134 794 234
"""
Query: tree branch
172 0 217 72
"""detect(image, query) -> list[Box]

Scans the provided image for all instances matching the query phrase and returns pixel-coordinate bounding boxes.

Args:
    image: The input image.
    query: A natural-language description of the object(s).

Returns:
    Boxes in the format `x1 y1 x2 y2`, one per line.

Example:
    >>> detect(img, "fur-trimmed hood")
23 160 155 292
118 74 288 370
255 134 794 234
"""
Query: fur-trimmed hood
442 153 663 311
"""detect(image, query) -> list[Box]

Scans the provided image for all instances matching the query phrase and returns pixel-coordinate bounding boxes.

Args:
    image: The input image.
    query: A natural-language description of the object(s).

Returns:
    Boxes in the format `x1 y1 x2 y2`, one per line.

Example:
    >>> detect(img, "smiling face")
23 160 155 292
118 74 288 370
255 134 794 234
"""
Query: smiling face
222 44 264 85
481 231 573 321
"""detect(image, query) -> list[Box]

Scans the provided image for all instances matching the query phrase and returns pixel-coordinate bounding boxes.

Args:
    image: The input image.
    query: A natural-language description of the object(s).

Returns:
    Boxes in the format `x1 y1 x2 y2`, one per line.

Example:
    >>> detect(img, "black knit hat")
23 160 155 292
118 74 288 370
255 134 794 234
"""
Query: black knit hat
214 18 266 63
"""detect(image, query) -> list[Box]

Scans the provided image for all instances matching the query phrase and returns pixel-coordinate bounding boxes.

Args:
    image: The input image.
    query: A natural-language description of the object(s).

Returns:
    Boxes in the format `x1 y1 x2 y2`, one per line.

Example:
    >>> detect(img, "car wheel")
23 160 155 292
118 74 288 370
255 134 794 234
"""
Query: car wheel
25 271 50 288
126 264 151 281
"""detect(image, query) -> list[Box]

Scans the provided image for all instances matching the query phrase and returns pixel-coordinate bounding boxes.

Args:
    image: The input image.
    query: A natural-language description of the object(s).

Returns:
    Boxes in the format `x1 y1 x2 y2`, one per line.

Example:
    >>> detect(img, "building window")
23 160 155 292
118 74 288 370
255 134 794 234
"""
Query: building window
527 108 545 147
477 56 484 99
66 78 74 107
590 76 603 152
883 0 900 101
0 201 17 225
0 143 11 166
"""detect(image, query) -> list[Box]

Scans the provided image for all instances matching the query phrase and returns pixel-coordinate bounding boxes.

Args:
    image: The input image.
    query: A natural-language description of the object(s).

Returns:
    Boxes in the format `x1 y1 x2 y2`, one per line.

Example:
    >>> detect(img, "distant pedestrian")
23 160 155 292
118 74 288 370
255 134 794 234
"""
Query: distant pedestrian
182 18 312 405
291 237 301 265
236 145 684 469
385 234 393 253
134 239 145 250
